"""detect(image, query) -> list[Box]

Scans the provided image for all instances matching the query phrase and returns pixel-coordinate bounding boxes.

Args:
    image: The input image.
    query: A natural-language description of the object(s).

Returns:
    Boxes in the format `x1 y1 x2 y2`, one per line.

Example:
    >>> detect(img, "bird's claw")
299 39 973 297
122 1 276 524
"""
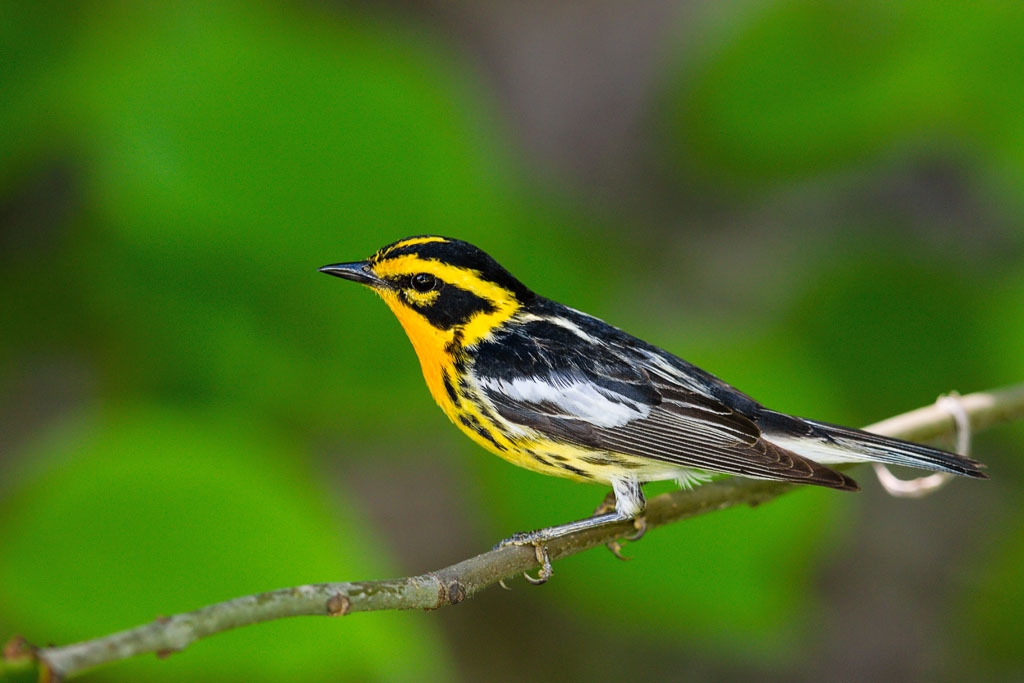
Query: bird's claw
604 516 646 559
495 535 554 585
523 545 553 584
606 539 630 561
626 515 647 541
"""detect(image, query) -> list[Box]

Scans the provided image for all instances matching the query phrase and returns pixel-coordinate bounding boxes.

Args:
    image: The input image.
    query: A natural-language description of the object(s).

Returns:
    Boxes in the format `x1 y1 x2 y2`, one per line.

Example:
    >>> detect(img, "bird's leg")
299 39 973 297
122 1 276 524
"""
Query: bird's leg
495 477 646 581
600 479 647 559
495 512 628 548
593 489 629 558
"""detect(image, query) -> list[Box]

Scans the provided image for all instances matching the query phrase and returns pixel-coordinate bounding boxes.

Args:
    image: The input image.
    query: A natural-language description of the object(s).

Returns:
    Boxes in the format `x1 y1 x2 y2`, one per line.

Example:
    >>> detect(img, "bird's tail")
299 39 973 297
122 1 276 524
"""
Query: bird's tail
801 418 988 478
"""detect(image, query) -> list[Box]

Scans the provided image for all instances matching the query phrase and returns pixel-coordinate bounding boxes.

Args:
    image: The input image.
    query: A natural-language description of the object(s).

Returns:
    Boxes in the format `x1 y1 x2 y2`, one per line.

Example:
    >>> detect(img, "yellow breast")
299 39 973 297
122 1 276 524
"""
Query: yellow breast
377 290 533 462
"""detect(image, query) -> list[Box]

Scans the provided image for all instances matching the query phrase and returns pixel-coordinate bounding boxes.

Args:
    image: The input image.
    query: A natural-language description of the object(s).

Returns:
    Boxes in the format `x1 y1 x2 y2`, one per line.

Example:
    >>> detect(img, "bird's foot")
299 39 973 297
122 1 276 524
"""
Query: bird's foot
626 514 647 541
606 540 628 561
495 534 554 585
606 515 648 560
592 490 646 560
493 504 640 581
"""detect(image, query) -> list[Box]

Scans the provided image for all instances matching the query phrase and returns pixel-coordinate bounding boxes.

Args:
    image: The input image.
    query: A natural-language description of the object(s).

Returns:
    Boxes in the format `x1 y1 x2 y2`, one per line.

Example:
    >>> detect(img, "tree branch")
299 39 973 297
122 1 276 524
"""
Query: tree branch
5 382 1024 681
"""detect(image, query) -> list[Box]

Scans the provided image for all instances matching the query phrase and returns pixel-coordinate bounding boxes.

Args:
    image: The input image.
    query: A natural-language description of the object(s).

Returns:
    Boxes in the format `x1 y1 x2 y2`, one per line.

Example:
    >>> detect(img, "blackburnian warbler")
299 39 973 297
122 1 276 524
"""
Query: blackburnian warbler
320 236 985 577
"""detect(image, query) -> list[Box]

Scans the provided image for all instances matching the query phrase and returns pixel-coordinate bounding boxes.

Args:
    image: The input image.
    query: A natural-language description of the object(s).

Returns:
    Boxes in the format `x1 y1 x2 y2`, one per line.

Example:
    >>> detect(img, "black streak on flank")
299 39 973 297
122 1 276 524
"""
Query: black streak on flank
443 374 459 405
531 453 553 467
459 414 506 452
559 462 590 478
582 454 643 470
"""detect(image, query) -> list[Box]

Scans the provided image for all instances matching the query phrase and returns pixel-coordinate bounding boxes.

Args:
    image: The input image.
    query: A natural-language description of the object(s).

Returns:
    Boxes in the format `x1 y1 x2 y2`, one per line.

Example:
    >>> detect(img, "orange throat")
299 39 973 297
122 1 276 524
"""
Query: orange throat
378 291 458 416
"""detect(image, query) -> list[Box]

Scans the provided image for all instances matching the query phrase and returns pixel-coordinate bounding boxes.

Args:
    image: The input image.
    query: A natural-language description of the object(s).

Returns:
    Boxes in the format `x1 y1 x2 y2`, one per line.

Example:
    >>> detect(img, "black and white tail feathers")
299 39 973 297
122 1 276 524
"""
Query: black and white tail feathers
765 415 987 480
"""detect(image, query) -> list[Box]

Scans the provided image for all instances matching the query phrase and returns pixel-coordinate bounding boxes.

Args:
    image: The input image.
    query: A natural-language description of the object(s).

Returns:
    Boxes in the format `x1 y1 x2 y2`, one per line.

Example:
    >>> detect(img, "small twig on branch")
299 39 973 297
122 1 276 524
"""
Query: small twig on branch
4 382 1024 681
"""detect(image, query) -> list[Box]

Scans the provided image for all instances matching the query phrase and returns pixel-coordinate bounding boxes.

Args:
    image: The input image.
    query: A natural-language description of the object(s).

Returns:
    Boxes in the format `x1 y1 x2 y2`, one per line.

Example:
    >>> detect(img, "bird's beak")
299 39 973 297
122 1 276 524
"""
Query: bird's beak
318 261 386 288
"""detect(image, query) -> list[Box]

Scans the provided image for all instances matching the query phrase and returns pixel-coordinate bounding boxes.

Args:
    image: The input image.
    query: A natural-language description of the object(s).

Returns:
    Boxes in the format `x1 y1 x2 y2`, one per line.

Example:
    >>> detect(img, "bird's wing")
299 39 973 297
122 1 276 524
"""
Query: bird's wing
475 342 857 490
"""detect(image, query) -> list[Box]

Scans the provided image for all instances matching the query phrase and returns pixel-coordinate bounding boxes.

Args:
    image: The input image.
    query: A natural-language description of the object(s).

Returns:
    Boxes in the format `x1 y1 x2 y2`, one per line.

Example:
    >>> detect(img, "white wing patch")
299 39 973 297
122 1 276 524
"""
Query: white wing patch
479 375 651 428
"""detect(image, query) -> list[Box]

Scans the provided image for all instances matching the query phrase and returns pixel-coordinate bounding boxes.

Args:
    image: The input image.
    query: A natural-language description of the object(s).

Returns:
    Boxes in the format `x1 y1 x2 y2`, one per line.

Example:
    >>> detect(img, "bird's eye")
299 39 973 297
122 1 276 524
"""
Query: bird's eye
411 273 437 293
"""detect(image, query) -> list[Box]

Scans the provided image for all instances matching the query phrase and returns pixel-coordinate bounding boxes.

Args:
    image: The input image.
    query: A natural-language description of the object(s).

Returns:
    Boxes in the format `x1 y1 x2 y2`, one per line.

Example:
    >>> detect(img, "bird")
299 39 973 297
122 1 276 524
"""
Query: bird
320 236 986 578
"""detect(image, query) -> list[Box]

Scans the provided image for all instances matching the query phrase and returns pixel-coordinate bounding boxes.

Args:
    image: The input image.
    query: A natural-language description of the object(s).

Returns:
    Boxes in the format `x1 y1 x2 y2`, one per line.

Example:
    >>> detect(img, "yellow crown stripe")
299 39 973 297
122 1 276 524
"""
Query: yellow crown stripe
375 236 448 261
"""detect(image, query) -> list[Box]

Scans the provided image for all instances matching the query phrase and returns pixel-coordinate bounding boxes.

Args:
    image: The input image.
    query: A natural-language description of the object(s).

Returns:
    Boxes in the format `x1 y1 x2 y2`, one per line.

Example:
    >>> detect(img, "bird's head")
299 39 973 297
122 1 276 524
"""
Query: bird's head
320 236 534 352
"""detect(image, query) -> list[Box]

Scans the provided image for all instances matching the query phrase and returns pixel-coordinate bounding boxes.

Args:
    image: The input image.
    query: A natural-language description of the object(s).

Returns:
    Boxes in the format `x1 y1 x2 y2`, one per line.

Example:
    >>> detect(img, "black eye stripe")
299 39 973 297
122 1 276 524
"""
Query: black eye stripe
401 283 496 329
383 272 498 328
386 274 440 292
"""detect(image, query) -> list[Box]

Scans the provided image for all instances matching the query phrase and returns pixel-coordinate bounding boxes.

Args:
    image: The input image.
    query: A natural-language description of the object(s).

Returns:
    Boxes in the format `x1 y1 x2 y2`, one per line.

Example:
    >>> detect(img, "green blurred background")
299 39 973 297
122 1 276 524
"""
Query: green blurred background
2 1 1023 681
